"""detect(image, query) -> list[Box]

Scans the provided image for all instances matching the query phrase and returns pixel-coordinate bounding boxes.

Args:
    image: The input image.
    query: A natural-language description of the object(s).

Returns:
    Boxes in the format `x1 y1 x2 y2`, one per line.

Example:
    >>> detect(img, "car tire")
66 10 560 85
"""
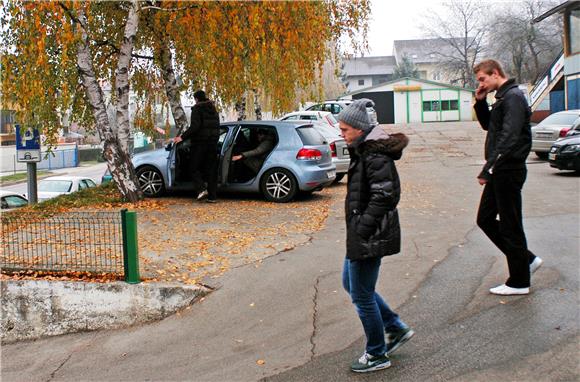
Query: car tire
333 173 346 184
260 168 298 203
535 151 548 160
136 166 165 197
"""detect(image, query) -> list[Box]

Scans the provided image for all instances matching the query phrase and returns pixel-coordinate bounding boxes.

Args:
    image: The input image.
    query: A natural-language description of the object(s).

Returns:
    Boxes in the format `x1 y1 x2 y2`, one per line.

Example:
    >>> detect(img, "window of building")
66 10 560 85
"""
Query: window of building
358 79 365 86
569 9 580 55
423 100 459 112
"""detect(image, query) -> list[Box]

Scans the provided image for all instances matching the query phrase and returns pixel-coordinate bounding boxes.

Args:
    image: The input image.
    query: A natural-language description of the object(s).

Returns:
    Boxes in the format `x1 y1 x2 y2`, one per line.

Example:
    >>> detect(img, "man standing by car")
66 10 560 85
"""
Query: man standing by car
338 98 413 373
473 59 543 296
174 90 220 203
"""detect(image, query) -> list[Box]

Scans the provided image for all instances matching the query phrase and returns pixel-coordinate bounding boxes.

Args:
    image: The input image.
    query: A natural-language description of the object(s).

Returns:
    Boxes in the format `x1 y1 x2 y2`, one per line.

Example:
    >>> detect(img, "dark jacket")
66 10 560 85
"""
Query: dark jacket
181 100 220 144
345 127 409 261
474 79 532 180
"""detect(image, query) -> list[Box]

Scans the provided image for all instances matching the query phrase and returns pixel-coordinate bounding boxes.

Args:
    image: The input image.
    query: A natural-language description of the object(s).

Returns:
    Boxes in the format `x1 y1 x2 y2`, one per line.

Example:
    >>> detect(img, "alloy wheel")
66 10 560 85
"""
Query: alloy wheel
138 169 164 196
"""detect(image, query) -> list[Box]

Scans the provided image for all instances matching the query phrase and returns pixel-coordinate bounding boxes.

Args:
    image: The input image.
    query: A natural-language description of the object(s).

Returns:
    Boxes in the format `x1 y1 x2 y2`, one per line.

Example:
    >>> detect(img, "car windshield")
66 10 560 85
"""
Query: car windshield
38 180 73 192
540 113 580 126
296 126 326 145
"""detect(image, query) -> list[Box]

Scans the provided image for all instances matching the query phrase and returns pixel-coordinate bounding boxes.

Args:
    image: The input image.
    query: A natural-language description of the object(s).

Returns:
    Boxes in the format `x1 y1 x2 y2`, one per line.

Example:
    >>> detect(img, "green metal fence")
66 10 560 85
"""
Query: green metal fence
0 209 140 283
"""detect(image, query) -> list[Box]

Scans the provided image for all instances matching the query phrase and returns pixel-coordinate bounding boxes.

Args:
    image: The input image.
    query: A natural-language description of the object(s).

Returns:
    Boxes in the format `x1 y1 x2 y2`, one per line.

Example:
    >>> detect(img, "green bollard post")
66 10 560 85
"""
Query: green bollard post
121 209 141 284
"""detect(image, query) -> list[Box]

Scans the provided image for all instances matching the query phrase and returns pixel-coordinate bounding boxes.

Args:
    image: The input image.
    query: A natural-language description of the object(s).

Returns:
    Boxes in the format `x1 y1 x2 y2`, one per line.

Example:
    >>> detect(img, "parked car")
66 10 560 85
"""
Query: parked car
36 176 97 201
279 111 338 130
118 121 335 202
307 121 349 183
548 134 580 172
306 99 378 126
531 110 580 158
0 190 28 210
565 117 580 137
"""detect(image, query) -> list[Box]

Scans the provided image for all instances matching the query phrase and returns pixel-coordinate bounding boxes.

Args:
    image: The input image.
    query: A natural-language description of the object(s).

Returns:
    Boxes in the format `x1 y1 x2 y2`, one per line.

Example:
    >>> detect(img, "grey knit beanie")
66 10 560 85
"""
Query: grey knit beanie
337 99 372 132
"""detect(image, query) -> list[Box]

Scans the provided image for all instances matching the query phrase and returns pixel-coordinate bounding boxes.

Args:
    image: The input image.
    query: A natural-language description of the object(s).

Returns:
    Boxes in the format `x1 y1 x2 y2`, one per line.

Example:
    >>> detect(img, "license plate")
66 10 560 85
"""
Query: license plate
342 147 349 156
327 170 336 179
549 153 556 160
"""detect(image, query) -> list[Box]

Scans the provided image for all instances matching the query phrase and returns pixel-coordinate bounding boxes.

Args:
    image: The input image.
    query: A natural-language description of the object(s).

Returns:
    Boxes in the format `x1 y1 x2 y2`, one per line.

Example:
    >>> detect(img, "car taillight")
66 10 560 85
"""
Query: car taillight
329 142 337 157
560 128 571 137
296 148 322 160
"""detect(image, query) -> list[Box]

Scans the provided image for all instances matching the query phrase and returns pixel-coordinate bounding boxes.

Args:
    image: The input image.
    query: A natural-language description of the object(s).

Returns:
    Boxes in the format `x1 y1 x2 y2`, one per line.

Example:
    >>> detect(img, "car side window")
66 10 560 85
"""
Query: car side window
4 195 27 208
299 115 317 121
332 104 342 114
87 179 96 187
308 104 321 111
78 181 86 190
1 198 8 209
283 115 299 120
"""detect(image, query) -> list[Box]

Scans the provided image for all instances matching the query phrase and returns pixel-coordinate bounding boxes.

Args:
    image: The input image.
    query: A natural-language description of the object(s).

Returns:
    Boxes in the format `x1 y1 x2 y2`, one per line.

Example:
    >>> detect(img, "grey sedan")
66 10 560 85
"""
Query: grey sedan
131 121 336 202
531 110 580 158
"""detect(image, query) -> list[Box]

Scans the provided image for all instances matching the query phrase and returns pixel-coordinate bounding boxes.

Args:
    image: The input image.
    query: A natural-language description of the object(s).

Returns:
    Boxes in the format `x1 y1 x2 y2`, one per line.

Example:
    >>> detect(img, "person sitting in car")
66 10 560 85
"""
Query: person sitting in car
232 129 276 175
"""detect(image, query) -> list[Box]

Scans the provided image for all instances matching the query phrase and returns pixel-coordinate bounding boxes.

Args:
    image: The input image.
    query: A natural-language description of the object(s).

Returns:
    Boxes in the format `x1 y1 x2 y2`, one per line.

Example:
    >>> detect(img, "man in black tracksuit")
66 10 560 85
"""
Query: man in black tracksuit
174 90 220 202
473 59 543 296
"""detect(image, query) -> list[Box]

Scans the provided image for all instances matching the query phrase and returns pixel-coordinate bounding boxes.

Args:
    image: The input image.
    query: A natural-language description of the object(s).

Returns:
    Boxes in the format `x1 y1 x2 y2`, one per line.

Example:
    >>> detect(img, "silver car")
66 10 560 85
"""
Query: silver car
306 99 378 126
309 121 349 183
531 110 580 158
132 121 336 203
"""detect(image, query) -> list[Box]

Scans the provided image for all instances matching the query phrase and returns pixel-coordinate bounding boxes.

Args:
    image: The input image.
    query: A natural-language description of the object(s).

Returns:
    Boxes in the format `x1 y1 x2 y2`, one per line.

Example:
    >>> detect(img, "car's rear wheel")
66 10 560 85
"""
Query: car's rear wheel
136 166 165 197
260 168 298 203
535 151 549 160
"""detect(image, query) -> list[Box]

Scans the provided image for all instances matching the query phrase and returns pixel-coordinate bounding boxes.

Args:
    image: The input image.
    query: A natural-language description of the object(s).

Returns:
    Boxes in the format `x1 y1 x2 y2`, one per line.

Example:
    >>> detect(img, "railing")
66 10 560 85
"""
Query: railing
0 209 140 283
530 49 564 107
0 147 79 174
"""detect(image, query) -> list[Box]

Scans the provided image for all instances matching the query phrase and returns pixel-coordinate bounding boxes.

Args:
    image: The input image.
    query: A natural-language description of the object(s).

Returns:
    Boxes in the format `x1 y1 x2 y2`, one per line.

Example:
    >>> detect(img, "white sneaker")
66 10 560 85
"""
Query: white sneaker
489 284 529 295
530 257 543 274
196 189 209 200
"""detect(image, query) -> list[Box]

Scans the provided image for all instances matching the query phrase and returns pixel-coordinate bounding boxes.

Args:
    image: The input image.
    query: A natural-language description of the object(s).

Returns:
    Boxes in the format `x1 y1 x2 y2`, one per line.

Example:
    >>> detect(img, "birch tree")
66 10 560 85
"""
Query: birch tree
1 0 370 202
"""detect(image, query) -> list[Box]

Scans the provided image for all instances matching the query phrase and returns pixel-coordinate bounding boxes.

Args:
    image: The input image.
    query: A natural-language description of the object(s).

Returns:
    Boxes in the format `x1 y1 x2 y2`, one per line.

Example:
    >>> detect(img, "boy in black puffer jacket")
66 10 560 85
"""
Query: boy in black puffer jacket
338 98 414 373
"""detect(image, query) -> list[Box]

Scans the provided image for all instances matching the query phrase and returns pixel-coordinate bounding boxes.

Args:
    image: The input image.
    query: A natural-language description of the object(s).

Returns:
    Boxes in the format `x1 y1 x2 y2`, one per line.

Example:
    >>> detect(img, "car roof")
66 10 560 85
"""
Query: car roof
0 190 26 198
554 110 580 115
41 176 93 181
224 120 314 128
283 111 332 116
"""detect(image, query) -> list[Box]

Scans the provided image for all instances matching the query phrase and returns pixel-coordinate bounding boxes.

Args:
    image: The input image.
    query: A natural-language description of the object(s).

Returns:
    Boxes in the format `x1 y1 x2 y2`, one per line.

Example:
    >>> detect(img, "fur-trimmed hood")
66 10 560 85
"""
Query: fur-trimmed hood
357 127 409 160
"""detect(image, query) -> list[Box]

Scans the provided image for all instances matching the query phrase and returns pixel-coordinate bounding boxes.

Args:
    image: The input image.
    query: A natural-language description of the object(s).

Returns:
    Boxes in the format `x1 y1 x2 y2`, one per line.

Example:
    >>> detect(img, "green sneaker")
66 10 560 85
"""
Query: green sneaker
350 352 391 373
386 327 415 355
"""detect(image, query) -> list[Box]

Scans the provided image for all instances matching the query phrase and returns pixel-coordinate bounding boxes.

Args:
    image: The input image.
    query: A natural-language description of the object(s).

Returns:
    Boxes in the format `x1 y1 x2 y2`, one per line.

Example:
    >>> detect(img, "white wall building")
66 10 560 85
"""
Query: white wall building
343 77 475 124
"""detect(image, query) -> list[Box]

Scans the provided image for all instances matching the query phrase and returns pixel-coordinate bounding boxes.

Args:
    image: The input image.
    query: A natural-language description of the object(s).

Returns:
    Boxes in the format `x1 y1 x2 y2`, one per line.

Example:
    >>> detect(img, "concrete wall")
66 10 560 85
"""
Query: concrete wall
1 280 209 343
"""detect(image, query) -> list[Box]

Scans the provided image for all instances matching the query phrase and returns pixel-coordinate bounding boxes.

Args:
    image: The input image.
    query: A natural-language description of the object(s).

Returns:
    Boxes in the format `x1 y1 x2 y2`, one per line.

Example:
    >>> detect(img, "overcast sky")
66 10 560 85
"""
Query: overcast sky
366 0 438 56
366 0 539 56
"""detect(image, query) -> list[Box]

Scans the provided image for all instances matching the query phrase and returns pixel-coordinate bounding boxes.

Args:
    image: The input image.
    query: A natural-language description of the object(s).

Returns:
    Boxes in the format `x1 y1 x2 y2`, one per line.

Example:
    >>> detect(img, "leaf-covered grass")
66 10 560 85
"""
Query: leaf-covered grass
3 182 125 218
0 170 52 184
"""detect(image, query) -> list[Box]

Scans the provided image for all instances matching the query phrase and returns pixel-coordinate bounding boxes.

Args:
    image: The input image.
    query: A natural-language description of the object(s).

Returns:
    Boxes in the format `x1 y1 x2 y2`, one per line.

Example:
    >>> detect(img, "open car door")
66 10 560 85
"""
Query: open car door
218 125 237 185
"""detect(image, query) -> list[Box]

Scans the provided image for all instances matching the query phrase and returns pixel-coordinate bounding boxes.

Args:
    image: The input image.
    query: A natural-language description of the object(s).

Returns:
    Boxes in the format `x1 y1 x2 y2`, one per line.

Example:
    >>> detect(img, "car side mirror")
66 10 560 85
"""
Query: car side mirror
165 142 174 151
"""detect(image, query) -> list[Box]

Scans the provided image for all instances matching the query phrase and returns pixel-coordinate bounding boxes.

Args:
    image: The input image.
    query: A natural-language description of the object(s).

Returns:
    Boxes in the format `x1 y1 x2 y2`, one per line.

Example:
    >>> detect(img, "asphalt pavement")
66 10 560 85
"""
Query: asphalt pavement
2 122 578 381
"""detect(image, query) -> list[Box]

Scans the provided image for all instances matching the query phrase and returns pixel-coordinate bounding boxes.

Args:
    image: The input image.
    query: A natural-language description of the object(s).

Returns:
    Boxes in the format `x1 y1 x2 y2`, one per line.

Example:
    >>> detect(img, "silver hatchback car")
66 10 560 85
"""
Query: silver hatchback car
531 110 580 158
131 121 336 202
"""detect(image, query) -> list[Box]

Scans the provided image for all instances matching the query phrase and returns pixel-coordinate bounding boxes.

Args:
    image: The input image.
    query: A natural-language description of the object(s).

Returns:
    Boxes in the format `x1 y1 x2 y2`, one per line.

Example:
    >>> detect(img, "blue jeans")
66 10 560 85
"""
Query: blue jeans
343 257 406 356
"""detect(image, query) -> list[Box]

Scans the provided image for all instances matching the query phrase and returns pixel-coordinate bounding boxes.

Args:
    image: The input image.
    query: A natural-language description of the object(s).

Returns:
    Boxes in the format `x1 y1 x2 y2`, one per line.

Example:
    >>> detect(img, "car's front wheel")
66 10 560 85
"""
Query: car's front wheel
136 166 165 197
260 168 298 203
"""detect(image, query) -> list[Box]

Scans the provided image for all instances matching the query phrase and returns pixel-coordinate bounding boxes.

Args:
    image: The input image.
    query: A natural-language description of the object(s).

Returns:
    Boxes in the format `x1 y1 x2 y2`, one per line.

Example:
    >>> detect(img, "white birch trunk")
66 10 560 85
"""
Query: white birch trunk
158 42 189 135
76 7 142 202
253 89 262 121
235 92 247 121
115 0 140 154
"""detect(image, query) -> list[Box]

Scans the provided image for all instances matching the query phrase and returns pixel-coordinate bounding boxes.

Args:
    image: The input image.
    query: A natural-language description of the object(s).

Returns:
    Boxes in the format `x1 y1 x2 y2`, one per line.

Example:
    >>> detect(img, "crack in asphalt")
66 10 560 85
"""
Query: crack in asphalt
309 276 321 361
46 352 73 382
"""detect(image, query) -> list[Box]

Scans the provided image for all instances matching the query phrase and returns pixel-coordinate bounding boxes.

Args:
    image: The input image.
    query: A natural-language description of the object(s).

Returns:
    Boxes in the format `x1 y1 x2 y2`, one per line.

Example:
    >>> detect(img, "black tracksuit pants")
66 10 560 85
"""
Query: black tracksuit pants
190 142 219 200
477 169 536 288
